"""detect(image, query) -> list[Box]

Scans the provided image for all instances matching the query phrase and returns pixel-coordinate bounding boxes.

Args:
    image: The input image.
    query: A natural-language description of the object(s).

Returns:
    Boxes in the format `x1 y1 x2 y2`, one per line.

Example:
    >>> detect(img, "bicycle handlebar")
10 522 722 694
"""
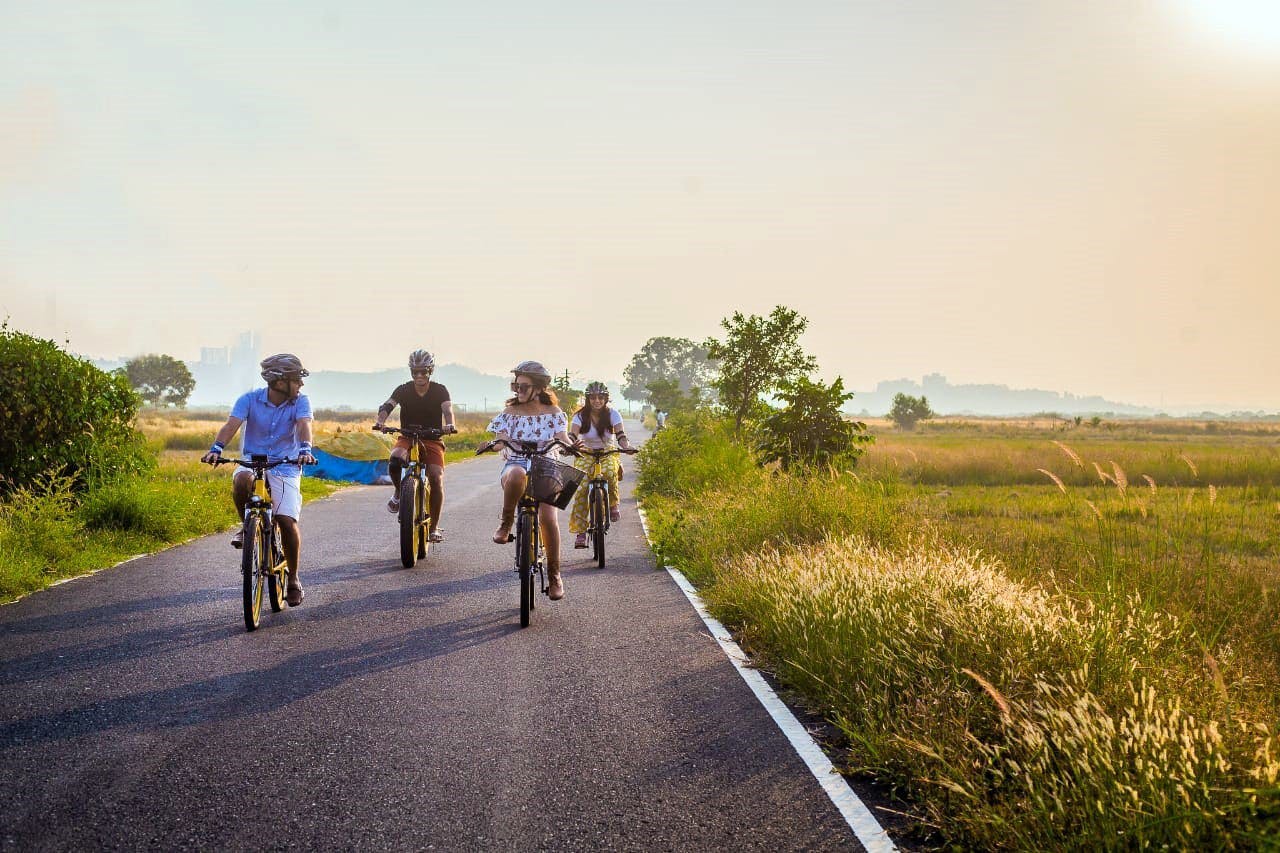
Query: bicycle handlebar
476 438 581 457
577 447 638 458
373 424 450 440
211 456 312 470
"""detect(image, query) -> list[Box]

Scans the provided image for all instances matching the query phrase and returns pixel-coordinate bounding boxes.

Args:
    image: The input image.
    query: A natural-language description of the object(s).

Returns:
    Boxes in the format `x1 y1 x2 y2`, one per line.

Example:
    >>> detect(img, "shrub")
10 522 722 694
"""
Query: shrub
888 392 934 430
79 481 184 539
756 375 873 470
0 325 152 493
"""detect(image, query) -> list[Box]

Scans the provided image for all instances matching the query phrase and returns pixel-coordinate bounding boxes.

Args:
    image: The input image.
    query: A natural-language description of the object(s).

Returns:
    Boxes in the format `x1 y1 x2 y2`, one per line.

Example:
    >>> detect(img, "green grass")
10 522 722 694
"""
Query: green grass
637 414 1280 849
0 456 338 603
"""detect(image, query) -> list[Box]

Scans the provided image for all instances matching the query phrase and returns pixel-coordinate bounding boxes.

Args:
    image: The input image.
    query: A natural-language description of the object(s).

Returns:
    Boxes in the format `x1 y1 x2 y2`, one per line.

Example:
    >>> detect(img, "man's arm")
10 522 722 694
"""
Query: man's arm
296 417 315 464
200 416 244 464
375 397 397 427
441 400 457 434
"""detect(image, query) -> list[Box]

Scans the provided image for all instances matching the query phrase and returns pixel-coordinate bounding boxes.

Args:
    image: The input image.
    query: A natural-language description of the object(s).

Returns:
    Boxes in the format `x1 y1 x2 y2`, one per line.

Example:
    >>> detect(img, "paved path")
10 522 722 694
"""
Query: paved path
1 424 862 850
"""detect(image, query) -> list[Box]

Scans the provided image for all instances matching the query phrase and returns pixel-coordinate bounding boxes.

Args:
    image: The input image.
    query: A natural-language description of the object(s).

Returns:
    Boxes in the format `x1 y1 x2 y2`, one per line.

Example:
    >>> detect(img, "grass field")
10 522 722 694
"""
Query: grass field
638 413 1280 849
1 407 501 602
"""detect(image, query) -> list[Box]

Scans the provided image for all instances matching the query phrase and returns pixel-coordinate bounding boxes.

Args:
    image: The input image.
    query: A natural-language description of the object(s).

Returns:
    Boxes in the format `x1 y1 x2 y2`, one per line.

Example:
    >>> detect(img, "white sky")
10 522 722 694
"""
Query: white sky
2 1 1278 409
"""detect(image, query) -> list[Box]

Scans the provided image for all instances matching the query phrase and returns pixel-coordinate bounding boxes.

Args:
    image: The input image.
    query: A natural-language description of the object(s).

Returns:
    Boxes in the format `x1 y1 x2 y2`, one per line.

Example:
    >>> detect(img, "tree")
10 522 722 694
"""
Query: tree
0 324 149 493
123 353 195 407
757 376 873 470
622 337 716 403
644 378 691 414
552 371 582 413
888 393 935 431
704 306 818 432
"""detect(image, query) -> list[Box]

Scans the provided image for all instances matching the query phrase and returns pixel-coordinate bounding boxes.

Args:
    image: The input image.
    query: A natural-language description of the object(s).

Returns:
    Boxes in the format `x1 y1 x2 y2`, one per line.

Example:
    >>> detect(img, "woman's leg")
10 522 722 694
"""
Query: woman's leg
568 457 590 535
539 502 564 599
494 466 525 543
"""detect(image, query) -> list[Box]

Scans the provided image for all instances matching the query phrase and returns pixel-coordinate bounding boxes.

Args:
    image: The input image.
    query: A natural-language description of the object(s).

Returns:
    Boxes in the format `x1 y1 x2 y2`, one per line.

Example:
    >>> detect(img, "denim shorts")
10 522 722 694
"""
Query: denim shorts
499 457 531 483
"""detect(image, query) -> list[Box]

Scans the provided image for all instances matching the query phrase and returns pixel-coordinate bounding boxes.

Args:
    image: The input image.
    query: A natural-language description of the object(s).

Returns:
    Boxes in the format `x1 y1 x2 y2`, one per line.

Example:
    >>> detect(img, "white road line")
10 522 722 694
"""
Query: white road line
636 506 897 853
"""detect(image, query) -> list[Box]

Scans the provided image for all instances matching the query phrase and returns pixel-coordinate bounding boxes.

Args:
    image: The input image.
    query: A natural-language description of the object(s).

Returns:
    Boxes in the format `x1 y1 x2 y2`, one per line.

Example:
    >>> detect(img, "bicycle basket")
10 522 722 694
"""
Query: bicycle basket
526 455 585 509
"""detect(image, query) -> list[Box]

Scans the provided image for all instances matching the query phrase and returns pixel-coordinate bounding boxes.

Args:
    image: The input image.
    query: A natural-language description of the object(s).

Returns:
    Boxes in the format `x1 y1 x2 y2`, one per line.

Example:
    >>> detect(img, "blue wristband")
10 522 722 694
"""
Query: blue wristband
210 442 224 454
299 443 313 453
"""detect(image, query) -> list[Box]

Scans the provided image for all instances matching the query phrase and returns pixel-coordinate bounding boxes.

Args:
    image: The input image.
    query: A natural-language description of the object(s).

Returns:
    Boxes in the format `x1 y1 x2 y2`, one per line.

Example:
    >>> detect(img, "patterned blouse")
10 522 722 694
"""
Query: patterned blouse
487 410 569 458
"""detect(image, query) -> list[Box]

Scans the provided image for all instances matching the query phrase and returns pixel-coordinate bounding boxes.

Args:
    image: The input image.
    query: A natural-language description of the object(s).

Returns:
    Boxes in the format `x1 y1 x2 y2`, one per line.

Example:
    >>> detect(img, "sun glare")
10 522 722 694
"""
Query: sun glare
1177 0 1280 58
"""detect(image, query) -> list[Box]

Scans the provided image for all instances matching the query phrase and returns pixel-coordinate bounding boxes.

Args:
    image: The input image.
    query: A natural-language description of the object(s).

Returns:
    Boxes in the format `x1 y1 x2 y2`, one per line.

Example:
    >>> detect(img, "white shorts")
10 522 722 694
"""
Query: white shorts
237 467 303 521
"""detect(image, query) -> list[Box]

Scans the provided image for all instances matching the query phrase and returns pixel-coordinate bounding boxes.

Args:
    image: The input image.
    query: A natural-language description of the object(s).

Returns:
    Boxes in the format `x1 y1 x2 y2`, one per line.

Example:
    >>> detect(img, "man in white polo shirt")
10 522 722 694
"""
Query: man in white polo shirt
202 353 316 606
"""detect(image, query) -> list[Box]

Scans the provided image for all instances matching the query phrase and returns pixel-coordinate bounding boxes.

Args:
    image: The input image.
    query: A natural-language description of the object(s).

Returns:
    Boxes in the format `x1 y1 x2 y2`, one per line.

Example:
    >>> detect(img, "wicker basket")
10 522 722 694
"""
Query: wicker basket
526 455 586 509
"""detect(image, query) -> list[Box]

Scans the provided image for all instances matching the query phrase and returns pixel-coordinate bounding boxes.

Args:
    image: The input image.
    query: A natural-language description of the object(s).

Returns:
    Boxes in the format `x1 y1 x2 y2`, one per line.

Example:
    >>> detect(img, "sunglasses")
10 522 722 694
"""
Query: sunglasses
511 382 535 392
411 369 431 377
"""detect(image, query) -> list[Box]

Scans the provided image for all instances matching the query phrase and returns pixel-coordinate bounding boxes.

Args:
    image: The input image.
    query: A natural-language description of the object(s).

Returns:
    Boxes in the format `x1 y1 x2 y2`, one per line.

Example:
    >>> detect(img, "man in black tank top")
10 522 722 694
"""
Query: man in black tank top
374 350 457 541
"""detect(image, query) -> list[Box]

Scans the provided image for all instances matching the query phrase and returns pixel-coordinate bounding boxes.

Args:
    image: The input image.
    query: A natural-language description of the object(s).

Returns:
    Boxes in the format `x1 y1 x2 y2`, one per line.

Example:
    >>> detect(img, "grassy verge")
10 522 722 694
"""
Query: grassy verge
0 452 338 604
637 413 1280 849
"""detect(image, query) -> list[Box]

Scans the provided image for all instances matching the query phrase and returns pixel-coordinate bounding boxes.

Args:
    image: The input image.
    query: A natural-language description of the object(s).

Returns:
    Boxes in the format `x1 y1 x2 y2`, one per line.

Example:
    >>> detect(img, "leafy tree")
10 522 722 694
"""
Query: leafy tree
551 371 581 413
644 378 694 414
757 376 873 470
888 393 935 431
123 353 195 407
0 324 151 493
704 306 818 432
622 337 715 403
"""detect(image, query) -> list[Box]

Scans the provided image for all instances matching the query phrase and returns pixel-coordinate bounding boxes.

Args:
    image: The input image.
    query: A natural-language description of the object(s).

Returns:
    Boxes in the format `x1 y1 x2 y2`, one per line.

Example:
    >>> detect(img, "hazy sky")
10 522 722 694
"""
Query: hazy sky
2 1 1278 409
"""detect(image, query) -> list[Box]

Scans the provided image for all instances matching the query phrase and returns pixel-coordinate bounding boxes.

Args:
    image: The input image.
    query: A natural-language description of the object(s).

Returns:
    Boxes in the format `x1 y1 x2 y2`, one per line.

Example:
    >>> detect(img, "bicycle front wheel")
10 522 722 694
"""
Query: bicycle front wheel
241 515 264 631
592 488 607 568
516 513 534 628
399 478 418 568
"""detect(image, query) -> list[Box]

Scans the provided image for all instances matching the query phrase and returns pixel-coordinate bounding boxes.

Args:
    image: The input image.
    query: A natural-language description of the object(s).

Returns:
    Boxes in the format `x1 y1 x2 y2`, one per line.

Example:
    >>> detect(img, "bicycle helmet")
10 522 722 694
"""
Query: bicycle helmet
585 381 609 400
408 349 435 372
260 353 309 382
510 360 552 384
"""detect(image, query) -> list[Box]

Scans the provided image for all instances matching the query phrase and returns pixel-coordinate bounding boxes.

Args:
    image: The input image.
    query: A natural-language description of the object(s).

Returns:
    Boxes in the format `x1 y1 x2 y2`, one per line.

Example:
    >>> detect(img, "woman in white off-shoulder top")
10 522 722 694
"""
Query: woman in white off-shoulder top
480 360 575 600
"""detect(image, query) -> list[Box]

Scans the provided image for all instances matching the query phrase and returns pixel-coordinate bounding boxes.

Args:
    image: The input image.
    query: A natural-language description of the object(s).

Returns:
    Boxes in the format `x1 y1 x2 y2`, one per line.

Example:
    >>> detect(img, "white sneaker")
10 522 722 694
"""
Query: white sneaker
387 496 400 514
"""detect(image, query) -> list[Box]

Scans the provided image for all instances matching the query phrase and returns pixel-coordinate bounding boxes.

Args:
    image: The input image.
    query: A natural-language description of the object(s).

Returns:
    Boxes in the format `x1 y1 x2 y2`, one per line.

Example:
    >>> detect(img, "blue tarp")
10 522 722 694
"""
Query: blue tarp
307 448 390 484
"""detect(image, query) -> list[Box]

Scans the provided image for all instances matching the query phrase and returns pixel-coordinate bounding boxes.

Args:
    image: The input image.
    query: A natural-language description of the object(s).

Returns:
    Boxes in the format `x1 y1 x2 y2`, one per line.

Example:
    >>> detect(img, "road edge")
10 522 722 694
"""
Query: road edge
635 505 897 853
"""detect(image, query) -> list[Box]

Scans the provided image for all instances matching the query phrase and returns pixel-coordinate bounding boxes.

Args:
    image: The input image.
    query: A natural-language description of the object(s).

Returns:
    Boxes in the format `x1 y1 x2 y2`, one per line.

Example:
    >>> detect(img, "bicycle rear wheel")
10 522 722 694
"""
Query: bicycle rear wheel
516 512 534 628
241 515 264 631
417 479 429 560
399 478 418 568
267 520 286 612
592 487 607 568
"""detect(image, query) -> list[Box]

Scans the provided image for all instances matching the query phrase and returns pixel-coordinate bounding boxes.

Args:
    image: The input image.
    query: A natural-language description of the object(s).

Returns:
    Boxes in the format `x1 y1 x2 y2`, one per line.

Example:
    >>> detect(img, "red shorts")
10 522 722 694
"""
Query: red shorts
393 437 446 468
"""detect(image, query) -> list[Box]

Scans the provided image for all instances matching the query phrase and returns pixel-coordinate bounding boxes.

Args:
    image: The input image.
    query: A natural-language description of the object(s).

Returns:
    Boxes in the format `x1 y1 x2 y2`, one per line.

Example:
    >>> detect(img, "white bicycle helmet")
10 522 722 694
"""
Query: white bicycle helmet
511 360 552 384
409 349 435 372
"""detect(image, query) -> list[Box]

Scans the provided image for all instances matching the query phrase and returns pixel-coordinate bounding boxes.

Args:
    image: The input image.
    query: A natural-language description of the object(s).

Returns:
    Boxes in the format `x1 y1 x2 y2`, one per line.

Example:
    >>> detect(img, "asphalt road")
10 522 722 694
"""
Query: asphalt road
1 425 863 851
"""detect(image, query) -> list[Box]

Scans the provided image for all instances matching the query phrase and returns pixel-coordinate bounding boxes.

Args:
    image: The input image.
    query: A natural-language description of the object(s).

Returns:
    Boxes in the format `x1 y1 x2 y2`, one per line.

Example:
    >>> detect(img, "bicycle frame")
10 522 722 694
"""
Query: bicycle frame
214 455 296 631
374 425 444 567
477 437 579 626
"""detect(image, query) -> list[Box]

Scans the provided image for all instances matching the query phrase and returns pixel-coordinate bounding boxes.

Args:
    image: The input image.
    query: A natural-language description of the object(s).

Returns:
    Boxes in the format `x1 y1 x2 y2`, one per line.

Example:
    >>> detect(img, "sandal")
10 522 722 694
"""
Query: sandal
286 582 305 607
429 529 444 543
574 533 588 549
610 508 621 523
231 529 244 549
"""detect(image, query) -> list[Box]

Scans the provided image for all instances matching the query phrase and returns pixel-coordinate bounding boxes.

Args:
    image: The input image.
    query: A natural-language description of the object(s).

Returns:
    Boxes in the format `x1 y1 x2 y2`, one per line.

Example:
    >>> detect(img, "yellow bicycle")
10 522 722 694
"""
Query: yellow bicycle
374 425 445 568
213 455 295 631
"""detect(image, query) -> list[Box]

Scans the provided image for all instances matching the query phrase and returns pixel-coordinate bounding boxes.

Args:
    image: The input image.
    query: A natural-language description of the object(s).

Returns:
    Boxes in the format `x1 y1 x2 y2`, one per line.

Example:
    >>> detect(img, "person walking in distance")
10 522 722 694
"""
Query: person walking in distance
201 353 315 607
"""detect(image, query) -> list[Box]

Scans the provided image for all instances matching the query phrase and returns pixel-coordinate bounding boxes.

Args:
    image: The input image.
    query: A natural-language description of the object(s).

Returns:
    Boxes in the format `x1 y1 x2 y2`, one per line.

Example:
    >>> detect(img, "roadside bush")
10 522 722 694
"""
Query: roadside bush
0 325 152 493
756 375 872 470
79 481 185 539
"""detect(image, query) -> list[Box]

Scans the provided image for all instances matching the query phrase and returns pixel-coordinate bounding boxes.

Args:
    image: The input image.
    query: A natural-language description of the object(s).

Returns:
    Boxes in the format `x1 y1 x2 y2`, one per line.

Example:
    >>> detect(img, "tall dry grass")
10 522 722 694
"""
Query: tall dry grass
637 414 1280 847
